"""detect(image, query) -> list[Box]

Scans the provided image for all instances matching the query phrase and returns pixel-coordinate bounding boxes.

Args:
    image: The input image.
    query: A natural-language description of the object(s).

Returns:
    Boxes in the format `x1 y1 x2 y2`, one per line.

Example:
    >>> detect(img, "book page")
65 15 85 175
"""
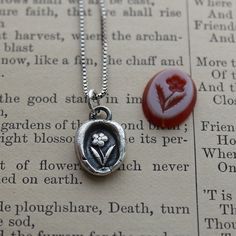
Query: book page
0 0 236 235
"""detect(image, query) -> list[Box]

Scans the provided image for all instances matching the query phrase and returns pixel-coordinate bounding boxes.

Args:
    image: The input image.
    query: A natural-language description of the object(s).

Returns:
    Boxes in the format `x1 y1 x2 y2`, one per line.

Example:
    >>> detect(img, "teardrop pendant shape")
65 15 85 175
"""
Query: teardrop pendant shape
75 106 126 176
142 69 197 128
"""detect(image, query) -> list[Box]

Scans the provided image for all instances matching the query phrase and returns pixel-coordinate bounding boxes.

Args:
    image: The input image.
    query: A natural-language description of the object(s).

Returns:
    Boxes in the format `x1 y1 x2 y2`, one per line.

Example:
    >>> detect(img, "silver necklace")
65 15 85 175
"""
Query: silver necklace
75 0 126 176
79 0 108 101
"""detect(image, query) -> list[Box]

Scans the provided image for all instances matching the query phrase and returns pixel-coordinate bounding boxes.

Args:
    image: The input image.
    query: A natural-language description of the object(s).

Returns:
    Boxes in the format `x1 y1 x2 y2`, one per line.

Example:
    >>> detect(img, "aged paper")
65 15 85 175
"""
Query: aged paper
0 0 236 235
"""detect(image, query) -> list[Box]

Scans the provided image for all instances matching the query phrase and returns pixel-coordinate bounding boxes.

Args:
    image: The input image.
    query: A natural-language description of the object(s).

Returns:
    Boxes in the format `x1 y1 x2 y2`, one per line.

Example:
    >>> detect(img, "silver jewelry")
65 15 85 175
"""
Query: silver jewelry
75 0 126 176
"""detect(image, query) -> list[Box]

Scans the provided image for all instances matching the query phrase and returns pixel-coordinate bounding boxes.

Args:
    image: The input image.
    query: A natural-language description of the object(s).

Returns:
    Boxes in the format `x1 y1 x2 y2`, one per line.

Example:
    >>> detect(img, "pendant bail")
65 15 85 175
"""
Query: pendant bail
89 106 112 120
87 89 100 115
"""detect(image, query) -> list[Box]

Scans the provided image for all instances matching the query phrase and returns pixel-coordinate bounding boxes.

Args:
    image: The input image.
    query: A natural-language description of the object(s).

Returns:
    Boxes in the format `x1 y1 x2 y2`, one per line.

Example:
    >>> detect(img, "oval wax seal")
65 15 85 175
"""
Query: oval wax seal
142 69 197 128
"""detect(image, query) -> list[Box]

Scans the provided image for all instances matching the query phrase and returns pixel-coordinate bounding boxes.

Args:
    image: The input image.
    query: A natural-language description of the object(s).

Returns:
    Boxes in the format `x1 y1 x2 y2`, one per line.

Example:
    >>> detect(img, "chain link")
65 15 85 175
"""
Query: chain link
79 0 108 101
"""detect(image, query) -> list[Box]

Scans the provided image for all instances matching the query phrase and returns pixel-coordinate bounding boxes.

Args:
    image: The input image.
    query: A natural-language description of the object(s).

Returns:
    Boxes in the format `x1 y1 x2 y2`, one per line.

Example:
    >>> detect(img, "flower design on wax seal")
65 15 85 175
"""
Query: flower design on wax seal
156 75 186 112
166 75 186 93
92 133 108 147
91 133 115 167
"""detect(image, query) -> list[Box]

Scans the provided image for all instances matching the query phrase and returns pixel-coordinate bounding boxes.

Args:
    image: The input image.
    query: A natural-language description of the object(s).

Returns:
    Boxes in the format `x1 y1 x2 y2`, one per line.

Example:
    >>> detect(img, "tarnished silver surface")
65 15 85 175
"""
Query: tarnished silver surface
75 106 126 176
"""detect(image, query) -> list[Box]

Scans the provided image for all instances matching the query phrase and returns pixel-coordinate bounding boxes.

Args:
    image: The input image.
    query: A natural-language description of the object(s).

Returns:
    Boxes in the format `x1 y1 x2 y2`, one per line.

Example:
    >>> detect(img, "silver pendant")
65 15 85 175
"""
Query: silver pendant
75 106 126 176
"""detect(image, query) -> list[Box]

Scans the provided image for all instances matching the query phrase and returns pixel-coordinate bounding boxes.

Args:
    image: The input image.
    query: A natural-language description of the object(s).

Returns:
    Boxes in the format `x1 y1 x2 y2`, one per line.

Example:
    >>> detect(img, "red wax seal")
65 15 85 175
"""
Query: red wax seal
142 69 197 128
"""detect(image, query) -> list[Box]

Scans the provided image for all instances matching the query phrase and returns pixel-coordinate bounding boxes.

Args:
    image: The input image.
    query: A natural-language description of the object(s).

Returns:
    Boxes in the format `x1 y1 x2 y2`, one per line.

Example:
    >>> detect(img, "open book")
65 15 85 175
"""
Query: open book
1 0 236 235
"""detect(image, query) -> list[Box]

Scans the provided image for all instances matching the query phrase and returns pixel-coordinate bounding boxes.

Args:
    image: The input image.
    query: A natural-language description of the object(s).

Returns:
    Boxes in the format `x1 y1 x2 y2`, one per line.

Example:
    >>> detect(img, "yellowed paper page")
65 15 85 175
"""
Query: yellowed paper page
0 0 236 235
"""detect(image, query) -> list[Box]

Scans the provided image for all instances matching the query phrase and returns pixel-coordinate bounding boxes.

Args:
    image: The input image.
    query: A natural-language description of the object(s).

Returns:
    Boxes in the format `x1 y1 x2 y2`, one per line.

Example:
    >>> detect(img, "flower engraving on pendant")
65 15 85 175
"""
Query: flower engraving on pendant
156 75 186 113
90 133 115 167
